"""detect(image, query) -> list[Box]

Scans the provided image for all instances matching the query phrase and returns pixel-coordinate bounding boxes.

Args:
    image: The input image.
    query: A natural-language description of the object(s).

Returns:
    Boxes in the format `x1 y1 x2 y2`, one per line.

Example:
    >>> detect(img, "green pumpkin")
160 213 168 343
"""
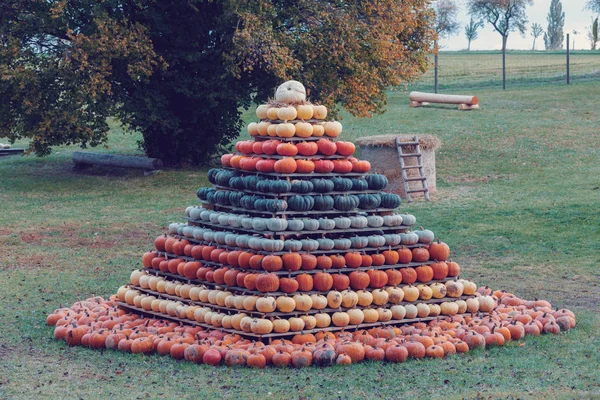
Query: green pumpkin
366 174 388 190
332 177 353 192
203 230 215 242
288 195 315 211
269 180 292 194
350 236 368 249
380 193 401 209
254 198 268 211
310 178 335 193
213 190 231 205
334 195 360 211
287 219 304 231
284 240 303 252
207 168 220 184
228 191 244 207
264 199 288 212
188 207 202 220
240 195 259 209
216 170 237 187
256 180 272 193
205 190 217 204
241 217 254 229
193 228 207 240
209 212 220 224
358 193 382 210
291 180 314 193
217 214 230 225
228 176 245 190
350 178 369 191
200 210 212 221
267 218 288 232
333 217 352 230
196 187 214 201
302 219 320 231
317 238 335 250
228 215 244 227
243 175 261 190
182 226 195 238
313 195 335 211
318 218 336 230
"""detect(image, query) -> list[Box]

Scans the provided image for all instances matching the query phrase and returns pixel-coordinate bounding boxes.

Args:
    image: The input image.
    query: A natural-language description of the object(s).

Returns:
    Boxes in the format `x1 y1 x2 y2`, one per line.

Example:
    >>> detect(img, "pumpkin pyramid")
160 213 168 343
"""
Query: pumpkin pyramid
114 80 486 340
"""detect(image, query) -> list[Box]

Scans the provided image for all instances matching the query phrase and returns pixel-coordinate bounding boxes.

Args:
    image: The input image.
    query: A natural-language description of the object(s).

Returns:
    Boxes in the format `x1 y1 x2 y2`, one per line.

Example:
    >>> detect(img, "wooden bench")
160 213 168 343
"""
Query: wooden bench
409 91 480 111
72 152 163 175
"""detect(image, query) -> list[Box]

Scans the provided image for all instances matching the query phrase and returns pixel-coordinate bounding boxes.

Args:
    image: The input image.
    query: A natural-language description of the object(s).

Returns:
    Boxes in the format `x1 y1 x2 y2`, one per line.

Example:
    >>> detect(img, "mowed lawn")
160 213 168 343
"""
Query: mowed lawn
1 81 599 399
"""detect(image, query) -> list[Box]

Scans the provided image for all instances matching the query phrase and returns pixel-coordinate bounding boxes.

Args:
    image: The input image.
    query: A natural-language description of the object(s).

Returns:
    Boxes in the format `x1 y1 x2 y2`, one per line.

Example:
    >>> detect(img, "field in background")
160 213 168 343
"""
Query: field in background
414 50 600 91
1 70 600 397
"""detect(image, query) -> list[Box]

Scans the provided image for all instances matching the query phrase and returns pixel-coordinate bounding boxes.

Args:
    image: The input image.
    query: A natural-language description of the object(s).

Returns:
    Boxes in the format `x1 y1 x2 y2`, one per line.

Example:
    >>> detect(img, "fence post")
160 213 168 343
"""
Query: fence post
434 45 439 94
566 33 570 84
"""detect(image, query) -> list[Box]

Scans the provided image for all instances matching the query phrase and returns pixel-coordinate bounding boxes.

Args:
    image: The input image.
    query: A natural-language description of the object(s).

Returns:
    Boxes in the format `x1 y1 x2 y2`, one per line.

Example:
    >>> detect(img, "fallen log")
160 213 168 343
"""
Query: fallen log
72 152 163 171
409 92 479 111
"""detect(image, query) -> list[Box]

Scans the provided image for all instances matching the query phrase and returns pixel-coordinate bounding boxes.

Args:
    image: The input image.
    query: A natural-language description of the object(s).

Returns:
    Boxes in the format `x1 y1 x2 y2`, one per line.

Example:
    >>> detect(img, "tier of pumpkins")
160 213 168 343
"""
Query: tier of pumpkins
47 80 576 367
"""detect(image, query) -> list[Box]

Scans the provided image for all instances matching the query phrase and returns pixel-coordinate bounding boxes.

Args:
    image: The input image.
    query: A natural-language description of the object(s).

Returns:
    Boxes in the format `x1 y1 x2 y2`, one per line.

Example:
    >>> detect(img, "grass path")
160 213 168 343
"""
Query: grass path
1 81 599 399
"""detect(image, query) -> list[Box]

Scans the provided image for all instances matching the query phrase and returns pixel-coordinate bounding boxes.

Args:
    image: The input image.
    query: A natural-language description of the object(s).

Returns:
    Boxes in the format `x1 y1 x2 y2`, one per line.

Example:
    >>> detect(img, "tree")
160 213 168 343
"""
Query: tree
531 23 544 50
544 0 565 50
589 18 599 50
0 1 436 166
586 0 600 13
433 0 460 92
468 0 533 90
465 17 484 51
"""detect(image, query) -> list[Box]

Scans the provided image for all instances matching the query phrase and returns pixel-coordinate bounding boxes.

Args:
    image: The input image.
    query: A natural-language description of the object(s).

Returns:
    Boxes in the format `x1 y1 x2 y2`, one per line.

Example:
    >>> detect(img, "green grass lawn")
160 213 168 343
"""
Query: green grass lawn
1 81 600 399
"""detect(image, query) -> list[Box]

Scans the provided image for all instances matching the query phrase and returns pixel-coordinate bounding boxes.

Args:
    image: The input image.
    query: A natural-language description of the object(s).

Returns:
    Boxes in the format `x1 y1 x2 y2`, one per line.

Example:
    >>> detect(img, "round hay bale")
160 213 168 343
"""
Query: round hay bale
355 135 440 199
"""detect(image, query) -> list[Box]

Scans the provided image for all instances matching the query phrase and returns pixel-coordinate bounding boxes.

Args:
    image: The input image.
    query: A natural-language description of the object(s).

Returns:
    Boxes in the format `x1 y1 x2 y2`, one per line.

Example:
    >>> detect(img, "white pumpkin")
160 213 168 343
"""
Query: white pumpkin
275 80 307 103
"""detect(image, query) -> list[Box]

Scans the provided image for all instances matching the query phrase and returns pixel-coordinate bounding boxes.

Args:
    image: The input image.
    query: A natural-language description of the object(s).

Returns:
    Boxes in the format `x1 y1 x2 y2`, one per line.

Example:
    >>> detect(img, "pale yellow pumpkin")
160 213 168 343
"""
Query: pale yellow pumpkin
332 312 350 327
294 122 313 137
296 104 314 120
313 105 328 119
267 107 280 120
247 122 259 136
277 106 298 121
256 104 270 119
276 123 296 138
347 308 365 325
257 121 271 136
324 121 343 137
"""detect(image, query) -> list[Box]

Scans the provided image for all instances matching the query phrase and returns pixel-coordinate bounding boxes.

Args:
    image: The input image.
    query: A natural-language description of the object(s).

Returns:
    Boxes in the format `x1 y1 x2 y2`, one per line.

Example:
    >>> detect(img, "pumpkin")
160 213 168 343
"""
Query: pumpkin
332 177 353 191
313 159 334 173
262 255 283 272
358 193 381 209
349 271 370 290
317 238 335 250
266 107 280 120
313 272 334 291
400 214 417 226
295 159 315 173
331 312 350 327
296 141 318 156
296 274 314 292
412 247 430 262
316 138 337 156
311 178 334 193
276 142 298 156
335 141 356 156
367 215 384 228
367 270 388 288
277 106 298 121
400 268 418 285
274 158 297 173
261 139 281 155
288 195 314 211
332 159 353 174
295 122 313 138
350 236 368 249
290 180 313 194
296 104 314 120
313 195 334 211
429 239 451 261
380 193 401 209
257 121 271 136
302 218 320 231
333 217 352 229
279 277 299 293
293 293 313 311
350 160 371 173
330 255 346 269
256 104 269 119
324 121 343 137
286 219 304 231
415 227 435 244
317 255 333 270
256 296 277 312
301 239 320 251
275 80 306 103
415 265 434 282
312 105 328 119
430 261 449 280
334 195 360 211
351 178 369 191
333 238 352 250
345 252 363 268
282 253 302 271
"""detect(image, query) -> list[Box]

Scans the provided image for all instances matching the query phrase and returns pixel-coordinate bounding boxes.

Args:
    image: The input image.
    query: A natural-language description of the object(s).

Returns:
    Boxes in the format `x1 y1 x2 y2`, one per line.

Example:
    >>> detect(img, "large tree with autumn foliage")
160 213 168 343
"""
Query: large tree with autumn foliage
0 0 435 165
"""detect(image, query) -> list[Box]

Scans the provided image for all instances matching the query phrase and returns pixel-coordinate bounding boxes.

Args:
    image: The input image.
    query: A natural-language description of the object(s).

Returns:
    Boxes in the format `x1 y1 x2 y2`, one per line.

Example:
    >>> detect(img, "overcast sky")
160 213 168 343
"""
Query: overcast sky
438 0 598 51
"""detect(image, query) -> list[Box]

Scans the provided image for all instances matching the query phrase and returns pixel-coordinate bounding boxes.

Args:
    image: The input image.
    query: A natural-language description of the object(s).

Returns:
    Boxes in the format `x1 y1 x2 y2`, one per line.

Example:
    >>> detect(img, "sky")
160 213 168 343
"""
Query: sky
438 0 598 51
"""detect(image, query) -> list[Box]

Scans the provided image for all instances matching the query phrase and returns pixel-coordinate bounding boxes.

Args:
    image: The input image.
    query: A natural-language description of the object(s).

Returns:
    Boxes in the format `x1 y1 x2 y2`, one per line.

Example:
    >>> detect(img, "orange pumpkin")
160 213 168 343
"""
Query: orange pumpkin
295 159 315 173
349 271 370 290
313 272 334 291
300 254 318 271
385 269 402 286
447 261 460 276
261 140 281 155
371 253 386 266
429 240 451 261
366 270 388 288
383 250 400 265
412 248 430 262
282 253 302 271
415 265 434 282
316 255 333 270
335 141 356 156
332 273 350 291
330 255 346 269
313 159 334 173
296 274 314 292
274 158 297 174
262 255 283 272
256 159 276 173
317 138 337 156
361 254 373 267
345 252 363 268
296 141 318 156
400 268 418 284
332 159 353 174
279 277 299 293
276 143 298 156
255 273 280 292
430 261 449 280
351 160 371 173
238 252 254 269
249 254 265 270
397 247 413 264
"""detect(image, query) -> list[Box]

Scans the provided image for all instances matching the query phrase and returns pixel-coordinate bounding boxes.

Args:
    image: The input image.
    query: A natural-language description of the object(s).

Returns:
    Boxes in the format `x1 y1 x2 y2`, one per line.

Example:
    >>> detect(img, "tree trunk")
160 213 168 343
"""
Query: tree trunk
434 41 439 94
532 37 536 51
502 35 507 90
468 39 471 51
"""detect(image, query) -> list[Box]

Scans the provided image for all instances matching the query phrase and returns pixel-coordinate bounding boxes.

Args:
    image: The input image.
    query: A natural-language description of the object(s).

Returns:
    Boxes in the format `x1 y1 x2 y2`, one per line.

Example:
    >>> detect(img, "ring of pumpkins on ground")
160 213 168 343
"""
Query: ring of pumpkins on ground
48 81 575 367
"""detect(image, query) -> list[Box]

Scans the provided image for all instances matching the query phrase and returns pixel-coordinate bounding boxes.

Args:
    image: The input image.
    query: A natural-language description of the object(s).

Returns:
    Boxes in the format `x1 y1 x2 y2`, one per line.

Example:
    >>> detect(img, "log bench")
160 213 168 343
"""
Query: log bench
72 152 163 175
409 91 480 110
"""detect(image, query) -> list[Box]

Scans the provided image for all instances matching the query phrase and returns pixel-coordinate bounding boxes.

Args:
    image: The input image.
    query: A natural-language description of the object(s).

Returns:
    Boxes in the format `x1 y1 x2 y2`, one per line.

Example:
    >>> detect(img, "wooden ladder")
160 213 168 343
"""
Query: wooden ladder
395 136 430 203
